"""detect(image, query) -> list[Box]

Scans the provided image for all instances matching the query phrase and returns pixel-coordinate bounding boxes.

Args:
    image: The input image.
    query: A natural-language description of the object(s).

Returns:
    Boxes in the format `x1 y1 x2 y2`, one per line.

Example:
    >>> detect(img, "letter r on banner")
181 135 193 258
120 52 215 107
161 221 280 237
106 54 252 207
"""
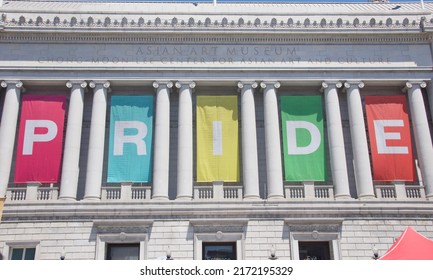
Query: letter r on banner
113 121 147 156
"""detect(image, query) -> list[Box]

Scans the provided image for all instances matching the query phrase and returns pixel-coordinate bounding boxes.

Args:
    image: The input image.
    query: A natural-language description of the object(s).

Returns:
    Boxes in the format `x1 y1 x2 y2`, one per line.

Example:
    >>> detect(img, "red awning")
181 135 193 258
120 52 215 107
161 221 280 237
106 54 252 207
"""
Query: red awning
380 226 433 260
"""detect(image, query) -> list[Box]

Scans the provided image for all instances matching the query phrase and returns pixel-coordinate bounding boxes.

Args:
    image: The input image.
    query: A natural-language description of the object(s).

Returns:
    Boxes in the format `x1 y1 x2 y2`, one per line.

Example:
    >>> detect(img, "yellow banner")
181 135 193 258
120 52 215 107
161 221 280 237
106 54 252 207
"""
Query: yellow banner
197 96 239 182
0 197 4 223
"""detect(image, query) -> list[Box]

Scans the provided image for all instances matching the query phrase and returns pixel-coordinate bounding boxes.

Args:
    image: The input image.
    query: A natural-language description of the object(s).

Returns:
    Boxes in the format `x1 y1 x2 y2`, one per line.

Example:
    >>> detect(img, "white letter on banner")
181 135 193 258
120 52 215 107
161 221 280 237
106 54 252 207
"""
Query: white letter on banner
213 121 223 155
286 121 321 155
374 120 408 154
23 120 58 155
114 121 147 156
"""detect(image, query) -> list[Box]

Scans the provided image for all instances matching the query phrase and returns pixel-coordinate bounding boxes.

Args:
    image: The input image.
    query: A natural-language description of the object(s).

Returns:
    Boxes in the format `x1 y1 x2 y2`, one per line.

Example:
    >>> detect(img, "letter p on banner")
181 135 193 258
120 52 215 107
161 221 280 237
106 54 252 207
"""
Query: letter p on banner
365 95 416 182
14 95 67 183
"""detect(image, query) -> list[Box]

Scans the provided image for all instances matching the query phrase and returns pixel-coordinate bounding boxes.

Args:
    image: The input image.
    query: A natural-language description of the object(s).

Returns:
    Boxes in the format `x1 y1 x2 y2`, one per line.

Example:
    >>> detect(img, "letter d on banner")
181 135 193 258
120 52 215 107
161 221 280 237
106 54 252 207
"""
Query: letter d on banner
15 95 67 183
281 95 326 181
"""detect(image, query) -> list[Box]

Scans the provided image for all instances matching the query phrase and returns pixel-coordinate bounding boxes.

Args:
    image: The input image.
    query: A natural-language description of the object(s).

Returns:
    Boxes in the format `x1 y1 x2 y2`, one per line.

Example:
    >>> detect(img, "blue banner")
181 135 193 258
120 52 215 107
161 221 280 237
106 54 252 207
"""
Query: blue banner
107 96 154 182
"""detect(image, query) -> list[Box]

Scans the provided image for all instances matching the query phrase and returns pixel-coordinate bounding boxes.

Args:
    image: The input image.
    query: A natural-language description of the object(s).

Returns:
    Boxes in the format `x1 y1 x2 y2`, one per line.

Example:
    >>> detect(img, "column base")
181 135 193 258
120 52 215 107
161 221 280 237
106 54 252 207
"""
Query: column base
334 194 353 200
267 194 285 201
83 196 101 201
58 196 77 202
152 196 169 201
175 196 192 201
358 194 376 200
243 195 261 201
426 194 433 201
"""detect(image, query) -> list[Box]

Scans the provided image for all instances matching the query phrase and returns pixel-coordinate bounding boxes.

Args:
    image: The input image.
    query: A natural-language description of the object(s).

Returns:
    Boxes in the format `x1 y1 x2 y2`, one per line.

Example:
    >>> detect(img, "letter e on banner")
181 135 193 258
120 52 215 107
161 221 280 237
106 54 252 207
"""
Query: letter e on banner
15 95 67 183
365 95 416 182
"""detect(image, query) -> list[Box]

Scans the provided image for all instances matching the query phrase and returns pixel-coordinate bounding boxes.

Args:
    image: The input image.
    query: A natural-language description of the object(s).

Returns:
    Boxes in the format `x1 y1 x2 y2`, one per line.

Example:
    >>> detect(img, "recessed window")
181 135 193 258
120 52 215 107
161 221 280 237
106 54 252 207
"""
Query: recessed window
299 241 331 260
106 243 140 260
10 248 36 260
202 242 237 260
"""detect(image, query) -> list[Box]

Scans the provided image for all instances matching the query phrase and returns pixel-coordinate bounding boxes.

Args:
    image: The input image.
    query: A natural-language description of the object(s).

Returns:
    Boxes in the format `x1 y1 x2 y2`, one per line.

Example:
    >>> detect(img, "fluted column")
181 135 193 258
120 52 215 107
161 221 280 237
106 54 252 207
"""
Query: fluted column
322 81 351 199
84 80 110 201
0 81 22 198
238 81 260 200
405 81 433 199
152 81 173 200
175 81 195 200
261 81 284 200
345 81 375 199
59 81 87 201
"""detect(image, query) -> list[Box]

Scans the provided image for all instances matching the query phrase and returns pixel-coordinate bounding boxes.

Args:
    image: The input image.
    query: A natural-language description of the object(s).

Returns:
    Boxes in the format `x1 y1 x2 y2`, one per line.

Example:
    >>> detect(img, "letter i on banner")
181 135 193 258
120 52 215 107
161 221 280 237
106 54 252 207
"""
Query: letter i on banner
365 96 416 181
281 95 326 181
107 96 153 183
14 95 67 183
196 96 239 182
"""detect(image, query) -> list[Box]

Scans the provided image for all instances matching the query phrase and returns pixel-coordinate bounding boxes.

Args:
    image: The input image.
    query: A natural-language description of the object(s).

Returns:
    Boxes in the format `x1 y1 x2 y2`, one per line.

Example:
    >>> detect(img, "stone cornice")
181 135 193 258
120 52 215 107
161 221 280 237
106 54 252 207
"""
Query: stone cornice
1 12 431 34
0 32 430 45
2 201 433 223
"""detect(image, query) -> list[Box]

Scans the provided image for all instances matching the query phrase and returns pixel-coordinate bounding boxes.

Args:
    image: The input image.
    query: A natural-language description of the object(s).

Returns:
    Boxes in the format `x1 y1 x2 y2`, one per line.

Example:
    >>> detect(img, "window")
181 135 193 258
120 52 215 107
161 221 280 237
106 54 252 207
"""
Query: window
3 241 40 260
298 241 331 260
202 242 236 260
106 243 140 260
93 220 152 260
190 219 247 260
286 220 342 260
10 247 36 260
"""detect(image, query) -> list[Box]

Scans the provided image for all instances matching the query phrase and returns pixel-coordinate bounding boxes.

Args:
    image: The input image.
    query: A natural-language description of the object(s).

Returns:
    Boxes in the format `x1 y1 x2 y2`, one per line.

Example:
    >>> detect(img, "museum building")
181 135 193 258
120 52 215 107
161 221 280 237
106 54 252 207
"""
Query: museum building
1 0 433 260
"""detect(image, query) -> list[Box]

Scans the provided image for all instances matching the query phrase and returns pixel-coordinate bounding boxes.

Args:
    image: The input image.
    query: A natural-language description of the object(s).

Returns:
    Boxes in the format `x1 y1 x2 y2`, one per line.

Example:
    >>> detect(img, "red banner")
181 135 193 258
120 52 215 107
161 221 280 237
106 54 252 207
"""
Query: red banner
365 95 416 182
14 95 67 183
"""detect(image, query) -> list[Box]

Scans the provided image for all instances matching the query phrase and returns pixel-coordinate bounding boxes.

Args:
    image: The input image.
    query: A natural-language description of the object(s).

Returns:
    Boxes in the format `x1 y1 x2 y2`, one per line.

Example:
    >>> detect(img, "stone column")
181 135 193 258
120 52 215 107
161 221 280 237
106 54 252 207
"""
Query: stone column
322 81 351 199
59 81 87 201
175 81 195 200
345 81 375 199
152 81 173 200
0 81 22 198
238 81 260 200
406 81 433 199
84 81 110 201
261 81 284 200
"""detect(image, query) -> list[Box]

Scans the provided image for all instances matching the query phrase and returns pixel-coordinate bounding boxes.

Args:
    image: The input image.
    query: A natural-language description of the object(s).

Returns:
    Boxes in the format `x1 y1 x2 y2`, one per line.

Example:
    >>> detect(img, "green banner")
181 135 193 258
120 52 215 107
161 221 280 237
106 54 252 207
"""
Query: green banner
281 95 326 181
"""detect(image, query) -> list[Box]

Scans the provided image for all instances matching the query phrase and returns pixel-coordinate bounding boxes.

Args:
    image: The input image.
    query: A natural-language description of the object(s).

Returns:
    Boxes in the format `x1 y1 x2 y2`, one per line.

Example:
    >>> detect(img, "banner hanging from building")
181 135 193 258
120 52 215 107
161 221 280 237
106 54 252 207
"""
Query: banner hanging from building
281 95 326 181
107 96 154 183
365 95 416 182
196 96 239 182
14 95 67 183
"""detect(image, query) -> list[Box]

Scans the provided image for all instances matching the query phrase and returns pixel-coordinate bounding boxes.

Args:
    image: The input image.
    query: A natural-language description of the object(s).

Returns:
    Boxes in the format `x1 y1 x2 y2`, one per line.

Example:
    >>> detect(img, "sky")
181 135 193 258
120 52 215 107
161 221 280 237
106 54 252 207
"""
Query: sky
7 0 430 3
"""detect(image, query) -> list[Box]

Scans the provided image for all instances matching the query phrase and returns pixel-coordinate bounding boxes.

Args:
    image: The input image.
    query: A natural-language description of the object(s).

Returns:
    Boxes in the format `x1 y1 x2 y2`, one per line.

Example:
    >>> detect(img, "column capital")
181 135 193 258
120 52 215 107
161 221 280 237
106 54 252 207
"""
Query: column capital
1 80 23 89
153 81 174 90
344 81 364 90
260 81 280 89
238 81 258 90
175 81 196 90
403 80 427 92
66 80 87 89
89 80 110 89
321 81 342 92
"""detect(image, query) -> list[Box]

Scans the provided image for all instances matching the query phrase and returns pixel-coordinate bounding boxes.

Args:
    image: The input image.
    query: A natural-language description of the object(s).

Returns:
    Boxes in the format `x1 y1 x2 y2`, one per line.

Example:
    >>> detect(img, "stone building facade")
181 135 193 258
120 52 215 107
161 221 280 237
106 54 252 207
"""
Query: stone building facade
0 0 433 260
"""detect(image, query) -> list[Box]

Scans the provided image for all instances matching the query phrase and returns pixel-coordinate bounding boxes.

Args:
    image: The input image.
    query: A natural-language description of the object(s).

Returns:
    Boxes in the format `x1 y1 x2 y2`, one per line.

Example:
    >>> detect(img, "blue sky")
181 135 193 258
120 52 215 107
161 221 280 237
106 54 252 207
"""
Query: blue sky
28 0 430 2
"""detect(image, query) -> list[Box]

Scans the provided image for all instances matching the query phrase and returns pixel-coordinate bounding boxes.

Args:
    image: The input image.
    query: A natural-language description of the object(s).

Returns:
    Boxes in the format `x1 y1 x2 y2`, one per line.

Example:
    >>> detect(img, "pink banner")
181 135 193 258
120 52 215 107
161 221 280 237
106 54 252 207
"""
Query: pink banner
14 95 67 183
365 95 416 182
